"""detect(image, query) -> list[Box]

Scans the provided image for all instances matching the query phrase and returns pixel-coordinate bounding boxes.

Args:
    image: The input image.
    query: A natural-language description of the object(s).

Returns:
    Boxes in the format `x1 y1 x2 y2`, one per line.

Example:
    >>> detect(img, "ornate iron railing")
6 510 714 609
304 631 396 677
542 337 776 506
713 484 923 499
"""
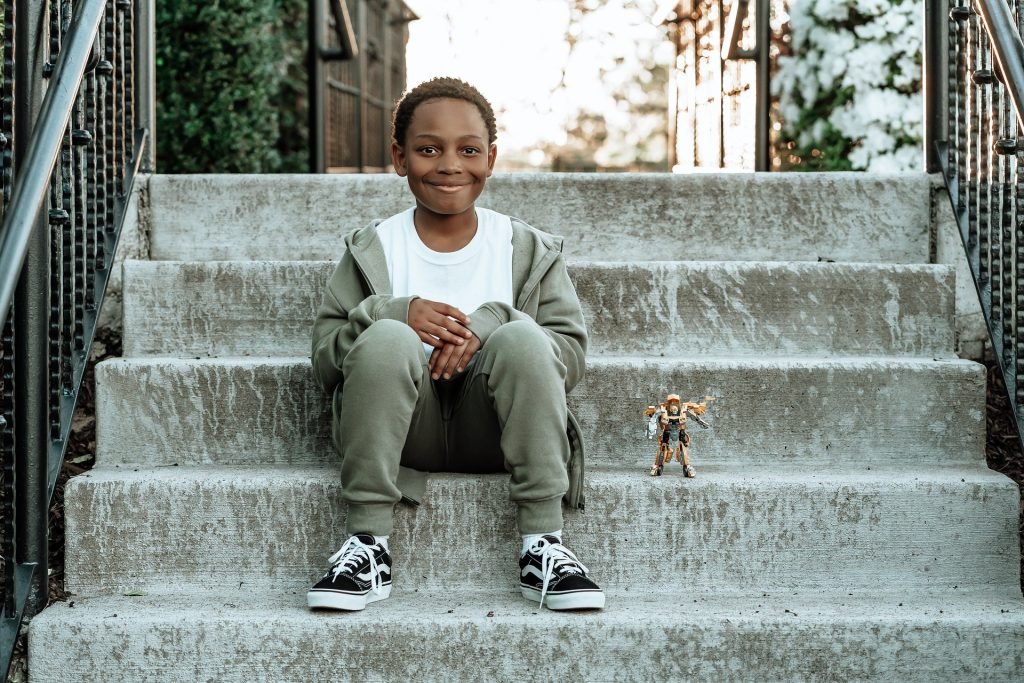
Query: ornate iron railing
930 0 1024 431
0 1 153 677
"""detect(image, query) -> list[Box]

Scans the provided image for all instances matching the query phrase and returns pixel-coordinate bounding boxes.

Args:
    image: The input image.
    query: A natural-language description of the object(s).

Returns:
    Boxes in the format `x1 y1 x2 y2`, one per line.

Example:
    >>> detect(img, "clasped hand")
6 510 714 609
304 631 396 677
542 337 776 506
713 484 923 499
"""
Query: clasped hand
407 298 482 380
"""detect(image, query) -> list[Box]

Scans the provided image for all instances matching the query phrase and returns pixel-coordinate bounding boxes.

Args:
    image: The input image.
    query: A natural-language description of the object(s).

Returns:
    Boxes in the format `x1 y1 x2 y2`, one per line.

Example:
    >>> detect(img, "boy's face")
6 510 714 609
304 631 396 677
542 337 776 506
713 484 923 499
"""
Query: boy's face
391 97 497 222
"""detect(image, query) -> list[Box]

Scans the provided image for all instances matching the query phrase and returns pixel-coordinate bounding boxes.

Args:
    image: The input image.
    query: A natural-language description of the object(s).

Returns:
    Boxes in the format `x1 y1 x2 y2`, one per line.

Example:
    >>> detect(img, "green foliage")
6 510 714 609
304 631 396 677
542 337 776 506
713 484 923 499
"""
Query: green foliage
156 0 308 173
271 0 310 172
775 0 922 172
781 86 856 172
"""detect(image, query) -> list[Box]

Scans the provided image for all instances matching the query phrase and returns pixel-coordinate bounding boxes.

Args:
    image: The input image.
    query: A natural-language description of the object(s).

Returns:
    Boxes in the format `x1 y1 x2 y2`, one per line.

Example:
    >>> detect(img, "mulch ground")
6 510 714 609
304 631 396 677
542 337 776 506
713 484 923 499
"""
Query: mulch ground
3 330 118 683
983 360 1024 587
5 341 1024 681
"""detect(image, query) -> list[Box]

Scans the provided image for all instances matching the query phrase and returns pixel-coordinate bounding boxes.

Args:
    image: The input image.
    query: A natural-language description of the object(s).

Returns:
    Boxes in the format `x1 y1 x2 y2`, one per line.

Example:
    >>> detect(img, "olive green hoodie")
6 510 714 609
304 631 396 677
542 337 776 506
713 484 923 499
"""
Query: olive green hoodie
311 216 588 509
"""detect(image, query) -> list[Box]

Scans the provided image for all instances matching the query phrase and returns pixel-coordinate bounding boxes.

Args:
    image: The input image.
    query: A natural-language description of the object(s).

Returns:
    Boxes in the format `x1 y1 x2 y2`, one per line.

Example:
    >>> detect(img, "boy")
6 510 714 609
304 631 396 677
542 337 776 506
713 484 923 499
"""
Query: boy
307 77 603 612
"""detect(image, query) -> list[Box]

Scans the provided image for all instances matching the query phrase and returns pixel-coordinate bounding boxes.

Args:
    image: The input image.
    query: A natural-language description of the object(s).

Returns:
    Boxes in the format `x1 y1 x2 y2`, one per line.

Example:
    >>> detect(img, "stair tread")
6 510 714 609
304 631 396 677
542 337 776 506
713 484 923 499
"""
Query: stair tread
32 589 1024 679
103 353 969 364
65 461 1020 596
94 353 984 467
77 461 1009 484
144 172 932 263
36 589 1024 621
121 258 956 358
29 589 1024 682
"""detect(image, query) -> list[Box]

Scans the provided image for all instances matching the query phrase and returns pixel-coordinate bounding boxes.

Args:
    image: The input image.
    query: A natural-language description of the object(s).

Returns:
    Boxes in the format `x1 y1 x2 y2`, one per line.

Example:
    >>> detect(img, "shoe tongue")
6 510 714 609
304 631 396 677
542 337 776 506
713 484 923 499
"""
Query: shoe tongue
541 534 562 545
352 533 377 546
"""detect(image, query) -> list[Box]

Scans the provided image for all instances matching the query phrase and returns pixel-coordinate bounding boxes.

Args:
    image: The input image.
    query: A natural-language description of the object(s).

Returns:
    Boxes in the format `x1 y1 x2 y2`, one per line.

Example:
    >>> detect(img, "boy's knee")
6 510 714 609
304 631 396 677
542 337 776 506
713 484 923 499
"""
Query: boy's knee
481 321 564 380
345 319 423 370
485 320 553 359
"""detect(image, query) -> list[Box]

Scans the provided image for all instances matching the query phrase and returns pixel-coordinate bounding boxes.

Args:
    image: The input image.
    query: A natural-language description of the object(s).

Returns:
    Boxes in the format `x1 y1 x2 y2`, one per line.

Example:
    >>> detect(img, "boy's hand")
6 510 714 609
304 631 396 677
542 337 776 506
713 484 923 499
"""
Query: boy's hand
429 335 481 380
407 298 473 348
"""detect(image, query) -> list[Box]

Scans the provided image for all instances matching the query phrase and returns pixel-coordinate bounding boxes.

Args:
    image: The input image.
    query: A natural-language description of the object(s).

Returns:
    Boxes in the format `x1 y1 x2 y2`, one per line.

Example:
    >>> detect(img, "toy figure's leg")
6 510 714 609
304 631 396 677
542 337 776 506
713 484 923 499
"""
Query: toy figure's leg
650 443 664 476
446 320 570 534
681 430 696 477
651 430 670 475
334 320 443 537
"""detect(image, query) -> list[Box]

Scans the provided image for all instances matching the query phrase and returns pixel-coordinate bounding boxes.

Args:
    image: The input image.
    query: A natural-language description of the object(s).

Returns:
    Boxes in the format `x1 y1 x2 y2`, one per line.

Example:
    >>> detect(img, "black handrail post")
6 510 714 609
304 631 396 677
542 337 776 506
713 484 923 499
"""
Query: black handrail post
309 0 325 173
356 0 366 172
717 0 725 169
754 0 770 171
13 0 50 618
136 0 156 172
924 0 949 172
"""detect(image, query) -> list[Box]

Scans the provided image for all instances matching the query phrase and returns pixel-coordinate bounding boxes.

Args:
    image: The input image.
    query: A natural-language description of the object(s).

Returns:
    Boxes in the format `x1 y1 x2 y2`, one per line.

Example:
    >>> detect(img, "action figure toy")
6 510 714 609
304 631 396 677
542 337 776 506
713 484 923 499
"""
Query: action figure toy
643 395 713 477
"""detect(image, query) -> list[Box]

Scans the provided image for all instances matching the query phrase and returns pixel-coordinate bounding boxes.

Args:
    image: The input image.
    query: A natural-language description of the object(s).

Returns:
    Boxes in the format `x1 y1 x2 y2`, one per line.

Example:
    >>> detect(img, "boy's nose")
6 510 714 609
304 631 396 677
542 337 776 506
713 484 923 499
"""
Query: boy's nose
437 150 462 172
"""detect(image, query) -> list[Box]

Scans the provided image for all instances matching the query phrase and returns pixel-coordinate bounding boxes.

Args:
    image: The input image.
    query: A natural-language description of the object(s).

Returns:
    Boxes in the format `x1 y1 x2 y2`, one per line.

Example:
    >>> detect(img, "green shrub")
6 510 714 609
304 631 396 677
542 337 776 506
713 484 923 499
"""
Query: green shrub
156 0 308 173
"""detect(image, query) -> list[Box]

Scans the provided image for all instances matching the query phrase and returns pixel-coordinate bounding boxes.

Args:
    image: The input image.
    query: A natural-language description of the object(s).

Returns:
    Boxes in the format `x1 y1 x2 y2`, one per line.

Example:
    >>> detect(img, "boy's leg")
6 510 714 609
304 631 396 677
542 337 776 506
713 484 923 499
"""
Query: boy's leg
446 319 569 534
310 319 447 611
446 320 603 610
336 319 445 536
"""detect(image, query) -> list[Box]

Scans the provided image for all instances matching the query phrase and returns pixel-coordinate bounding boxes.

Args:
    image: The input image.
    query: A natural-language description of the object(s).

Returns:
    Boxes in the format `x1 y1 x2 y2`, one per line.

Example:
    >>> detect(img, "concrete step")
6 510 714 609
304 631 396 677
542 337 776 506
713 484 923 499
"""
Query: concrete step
94 356 985 468
28 591 1024 682
63 465 1020 596
143 173 932 263
121 259 956 358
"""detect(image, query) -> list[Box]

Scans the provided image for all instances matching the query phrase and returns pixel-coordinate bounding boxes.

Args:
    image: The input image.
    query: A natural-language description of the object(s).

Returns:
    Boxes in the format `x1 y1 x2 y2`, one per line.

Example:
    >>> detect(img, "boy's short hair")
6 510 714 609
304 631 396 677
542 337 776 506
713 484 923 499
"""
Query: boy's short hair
392 77 498 146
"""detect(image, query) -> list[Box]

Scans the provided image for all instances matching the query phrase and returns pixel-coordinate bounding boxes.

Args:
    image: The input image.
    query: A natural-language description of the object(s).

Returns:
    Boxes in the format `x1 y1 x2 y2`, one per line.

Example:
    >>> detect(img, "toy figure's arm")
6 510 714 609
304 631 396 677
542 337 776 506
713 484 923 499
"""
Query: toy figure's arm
647 412 660 439
646 406 667 438
684 405 711 429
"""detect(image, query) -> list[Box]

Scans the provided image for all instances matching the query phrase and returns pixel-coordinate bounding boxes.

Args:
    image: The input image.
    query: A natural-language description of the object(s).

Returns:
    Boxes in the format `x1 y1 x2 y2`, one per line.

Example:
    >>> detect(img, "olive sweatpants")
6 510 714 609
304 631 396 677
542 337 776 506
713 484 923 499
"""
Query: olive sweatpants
336 318 571 537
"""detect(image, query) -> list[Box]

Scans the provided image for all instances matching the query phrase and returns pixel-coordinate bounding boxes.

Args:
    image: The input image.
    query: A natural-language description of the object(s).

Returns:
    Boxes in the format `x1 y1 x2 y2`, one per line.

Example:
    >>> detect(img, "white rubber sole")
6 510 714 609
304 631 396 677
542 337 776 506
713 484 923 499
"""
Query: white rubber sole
307 583 392 611
521 586 606 611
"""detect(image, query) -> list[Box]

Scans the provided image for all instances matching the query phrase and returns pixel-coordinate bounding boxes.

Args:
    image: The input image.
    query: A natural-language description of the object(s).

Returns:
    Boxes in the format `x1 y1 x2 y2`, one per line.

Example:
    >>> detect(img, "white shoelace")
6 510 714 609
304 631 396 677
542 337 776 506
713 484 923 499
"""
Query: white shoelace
528 537 589 607
327 536 385 596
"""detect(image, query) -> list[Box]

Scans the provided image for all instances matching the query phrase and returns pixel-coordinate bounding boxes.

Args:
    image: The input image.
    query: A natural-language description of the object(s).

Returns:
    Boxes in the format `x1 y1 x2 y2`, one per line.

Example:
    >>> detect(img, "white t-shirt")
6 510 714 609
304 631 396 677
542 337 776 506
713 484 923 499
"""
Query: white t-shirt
376 207 514 352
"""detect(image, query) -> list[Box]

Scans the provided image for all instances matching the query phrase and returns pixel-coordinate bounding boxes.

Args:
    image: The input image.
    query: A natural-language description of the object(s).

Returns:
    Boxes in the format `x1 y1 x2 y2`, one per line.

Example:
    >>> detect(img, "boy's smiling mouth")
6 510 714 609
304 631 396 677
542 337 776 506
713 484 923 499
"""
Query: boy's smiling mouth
430 183 468 193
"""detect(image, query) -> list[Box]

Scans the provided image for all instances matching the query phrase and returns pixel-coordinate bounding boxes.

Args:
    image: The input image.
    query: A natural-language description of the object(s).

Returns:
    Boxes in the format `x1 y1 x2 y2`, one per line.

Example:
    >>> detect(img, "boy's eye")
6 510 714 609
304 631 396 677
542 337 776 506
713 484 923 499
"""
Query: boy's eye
462 147 480 156
419 146 439 155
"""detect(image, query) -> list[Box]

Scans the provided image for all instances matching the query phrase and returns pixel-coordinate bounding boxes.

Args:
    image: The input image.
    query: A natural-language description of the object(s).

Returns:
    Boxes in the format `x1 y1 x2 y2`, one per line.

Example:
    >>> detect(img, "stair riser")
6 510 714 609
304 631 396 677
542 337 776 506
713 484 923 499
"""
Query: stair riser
95 358 986 467
28 605 1024 683
122 260 956 358
145 173 932 263
64 471 1020 595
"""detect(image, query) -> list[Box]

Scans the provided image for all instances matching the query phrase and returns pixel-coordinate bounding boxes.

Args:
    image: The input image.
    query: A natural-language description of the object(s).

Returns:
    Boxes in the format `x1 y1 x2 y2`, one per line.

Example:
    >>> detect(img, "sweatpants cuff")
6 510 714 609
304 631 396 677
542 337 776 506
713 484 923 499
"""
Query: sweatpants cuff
516 496 564 535
345 503 396 537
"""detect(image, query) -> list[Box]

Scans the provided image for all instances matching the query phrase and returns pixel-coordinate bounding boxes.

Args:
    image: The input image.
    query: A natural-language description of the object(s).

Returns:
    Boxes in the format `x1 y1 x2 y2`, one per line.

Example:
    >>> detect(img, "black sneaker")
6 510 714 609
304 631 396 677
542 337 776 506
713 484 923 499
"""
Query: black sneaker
307 533 392 611
519 535 605 610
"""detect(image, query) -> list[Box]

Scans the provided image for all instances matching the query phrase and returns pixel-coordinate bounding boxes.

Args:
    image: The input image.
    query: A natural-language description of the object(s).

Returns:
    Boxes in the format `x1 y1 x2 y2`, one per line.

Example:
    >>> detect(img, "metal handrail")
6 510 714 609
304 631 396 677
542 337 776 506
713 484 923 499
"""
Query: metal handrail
932 0 1024 433
976 0 1024 124
0 1 151 678
0 0 105 323
722 0 754 60
719 0 770 170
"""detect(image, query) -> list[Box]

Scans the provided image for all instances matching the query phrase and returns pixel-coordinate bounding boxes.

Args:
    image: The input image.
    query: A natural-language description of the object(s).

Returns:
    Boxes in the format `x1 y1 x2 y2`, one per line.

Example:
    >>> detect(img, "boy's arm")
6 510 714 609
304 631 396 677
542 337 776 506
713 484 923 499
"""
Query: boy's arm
311 256 414 392
466 253 587 392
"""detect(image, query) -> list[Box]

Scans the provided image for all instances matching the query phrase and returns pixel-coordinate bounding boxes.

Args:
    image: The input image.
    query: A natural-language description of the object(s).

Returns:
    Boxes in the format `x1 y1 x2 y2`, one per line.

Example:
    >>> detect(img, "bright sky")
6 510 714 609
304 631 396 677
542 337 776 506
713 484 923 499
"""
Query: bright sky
403 0 574 153
403 0 674 168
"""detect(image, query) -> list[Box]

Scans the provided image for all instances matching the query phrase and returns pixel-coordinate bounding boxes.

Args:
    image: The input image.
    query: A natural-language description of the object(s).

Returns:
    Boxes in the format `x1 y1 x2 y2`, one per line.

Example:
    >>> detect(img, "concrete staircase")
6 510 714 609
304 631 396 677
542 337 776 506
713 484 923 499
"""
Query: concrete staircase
28 173 1024 680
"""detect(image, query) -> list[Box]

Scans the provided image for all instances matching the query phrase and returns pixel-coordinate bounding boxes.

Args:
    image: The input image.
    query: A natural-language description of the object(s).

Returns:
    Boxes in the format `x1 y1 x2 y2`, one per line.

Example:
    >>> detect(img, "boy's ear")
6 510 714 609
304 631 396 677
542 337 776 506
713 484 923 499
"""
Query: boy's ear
486 143 497 176
391 142 408 177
